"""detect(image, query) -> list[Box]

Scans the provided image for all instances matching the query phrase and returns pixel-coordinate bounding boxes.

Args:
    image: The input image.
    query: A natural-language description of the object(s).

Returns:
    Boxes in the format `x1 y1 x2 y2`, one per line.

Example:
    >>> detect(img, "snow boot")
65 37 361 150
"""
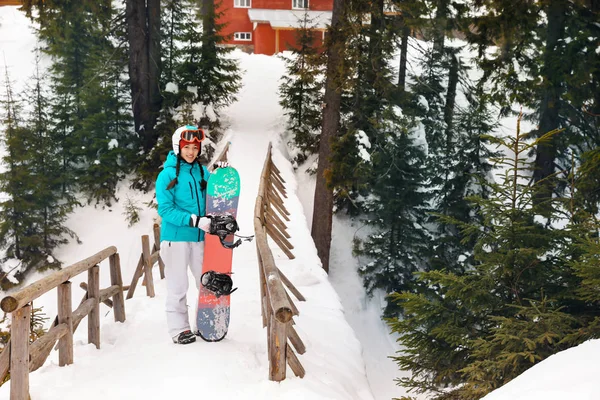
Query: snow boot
172 330 196 344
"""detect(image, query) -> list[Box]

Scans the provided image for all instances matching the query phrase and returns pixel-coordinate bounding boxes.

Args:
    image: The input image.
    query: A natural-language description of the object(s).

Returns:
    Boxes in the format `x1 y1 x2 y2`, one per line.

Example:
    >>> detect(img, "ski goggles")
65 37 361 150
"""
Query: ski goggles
180 128 205 143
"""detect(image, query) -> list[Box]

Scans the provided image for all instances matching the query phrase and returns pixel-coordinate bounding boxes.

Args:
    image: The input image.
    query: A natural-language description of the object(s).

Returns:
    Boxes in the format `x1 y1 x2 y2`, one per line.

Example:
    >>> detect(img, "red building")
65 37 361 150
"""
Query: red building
219 0 333 55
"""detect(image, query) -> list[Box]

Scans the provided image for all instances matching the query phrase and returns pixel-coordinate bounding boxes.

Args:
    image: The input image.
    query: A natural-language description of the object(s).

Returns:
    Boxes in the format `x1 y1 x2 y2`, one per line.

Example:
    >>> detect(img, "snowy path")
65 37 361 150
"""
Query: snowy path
0 51 375 400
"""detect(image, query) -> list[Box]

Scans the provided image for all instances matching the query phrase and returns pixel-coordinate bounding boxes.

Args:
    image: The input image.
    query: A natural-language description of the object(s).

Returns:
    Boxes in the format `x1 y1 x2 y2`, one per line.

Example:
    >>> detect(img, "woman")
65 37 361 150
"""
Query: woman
155 125 217 344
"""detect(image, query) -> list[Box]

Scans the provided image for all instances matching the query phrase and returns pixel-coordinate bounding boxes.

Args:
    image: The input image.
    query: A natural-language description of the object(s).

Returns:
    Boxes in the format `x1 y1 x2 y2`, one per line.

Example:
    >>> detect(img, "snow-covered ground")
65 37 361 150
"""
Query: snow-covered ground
1 5 599 400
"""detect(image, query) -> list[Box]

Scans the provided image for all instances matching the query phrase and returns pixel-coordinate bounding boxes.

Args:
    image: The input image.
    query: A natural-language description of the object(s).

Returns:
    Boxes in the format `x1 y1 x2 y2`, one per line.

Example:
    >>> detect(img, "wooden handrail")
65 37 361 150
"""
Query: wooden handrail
1 246 117 313
254 143 306 382
0 247 126 399
254 213 293 324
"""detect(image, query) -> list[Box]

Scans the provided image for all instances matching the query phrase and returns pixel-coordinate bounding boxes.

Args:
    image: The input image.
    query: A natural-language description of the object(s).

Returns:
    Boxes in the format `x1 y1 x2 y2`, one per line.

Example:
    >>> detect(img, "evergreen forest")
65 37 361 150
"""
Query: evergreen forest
0 0 599 399
279 0 600 398
0 0 240 285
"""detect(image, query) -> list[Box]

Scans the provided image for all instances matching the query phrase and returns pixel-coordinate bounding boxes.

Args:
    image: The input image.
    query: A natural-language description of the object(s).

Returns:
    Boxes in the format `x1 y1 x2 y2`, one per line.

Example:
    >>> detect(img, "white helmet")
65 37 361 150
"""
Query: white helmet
172 125 205 155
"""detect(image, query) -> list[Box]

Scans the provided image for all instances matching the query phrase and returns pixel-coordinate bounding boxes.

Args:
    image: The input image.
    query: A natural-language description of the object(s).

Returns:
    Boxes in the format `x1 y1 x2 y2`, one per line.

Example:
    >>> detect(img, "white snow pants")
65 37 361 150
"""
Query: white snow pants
160 241 204 338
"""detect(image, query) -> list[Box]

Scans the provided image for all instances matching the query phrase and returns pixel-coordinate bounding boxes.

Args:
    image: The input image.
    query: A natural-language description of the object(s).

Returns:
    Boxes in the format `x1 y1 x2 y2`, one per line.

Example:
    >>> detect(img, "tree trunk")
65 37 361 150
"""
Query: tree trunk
147 0 162 146
126 0 148 135
126 0 161 152
201 0 215 49
432 0 448 55
311 0 345 273
367 0 384 86
533 0 567 202
398 24 409 92
443 53 458 137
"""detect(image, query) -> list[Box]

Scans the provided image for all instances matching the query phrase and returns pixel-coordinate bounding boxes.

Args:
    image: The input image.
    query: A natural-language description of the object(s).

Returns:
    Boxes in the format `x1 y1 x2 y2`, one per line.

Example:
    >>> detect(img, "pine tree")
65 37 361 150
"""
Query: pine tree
393 0 500 281
405 37 450 195
176 0 206 102
427 83 499 274
77 6 136 205
33 1 96 198
48 79 78 197
573 148 600 214
22 52 75 261
0 66 46 278
162 0 192 89
197 0 242 116
386 121 586 399
311 0 347 272
466 0 600 209
24 1 136 204
132 0 195 191
356 108 431 316
329 0 400 215
279 11 325 164
560 154 600 338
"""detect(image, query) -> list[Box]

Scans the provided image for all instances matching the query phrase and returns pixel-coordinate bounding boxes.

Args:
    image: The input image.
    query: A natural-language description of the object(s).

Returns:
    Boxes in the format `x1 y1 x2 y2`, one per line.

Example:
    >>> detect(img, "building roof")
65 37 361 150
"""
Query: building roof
247 9 332 30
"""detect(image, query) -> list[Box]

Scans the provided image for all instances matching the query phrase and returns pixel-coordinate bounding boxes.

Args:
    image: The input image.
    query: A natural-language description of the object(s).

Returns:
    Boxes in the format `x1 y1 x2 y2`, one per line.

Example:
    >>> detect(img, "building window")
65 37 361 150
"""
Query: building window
234 32 252 41
234 0 251 7
292 0 308 9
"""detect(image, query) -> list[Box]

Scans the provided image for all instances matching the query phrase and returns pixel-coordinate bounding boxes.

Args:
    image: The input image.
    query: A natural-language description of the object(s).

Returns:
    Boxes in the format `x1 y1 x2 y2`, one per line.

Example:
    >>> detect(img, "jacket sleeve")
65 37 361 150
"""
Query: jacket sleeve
156 171 192 227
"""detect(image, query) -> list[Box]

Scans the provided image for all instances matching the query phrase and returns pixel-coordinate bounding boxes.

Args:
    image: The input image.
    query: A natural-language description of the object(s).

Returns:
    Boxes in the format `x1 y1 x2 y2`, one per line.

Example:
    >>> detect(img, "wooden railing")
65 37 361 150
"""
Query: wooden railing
254 143 306 381
126 224 164 299
0 247 126 399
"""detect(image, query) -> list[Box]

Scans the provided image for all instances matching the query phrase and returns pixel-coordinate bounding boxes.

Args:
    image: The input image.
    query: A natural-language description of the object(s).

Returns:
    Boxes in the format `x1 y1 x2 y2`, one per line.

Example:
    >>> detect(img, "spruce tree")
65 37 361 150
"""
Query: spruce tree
24 1 136 204
22 53 75 261
279 12 325 164
132 0 194 191
162 0 189 88
77 6 135 205
48 80 78 197
33 1 96 198
329 0 399 215
427 83 499 274
0 67 47 278
394 0 499 280
386 121 586 399
197 0 241 116
176 0 206 102
356 108 431 316
466 0 600 208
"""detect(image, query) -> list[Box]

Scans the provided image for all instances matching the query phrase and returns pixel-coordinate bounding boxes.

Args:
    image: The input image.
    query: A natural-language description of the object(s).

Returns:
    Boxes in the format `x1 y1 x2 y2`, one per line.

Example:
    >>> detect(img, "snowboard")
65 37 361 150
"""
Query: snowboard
196 166 240 341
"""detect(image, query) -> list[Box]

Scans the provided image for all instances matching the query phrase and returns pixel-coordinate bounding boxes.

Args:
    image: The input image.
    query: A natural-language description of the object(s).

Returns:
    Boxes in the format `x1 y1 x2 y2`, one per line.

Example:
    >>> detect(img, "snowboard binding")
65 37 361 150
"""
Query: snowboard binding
207 214 253 249
201 271 237 298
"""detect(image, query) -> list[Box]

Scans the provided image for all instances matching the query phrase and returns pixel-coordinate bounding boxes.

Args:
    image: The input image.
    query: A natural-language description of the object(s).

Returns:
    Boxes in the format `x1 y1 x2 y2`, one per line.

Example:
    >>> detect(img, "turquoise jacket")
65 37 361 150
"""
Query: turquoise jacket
156 151 210 242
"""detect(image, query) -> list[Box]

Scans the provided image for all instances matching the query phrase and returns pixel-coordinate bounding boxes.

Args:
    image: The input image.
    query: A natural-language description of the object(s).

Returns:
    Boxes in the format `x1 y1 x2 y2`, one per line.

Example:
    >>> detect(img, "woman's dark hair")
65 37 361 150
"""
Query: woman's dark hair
166 154 182 190
166 155 205 190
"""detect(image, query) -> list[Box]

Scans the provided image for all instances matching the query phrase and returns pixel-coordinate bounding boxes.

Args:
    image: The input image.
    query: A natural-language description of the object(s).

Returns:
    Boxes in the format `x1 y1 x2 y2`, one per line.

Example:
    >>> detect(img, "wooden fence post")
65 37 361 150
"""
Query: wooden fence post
153 223 165 279
269 313 287 381
57 282 73 366
142 235 155 298
109 253 126 323
88 265 100 349
11 304 31 400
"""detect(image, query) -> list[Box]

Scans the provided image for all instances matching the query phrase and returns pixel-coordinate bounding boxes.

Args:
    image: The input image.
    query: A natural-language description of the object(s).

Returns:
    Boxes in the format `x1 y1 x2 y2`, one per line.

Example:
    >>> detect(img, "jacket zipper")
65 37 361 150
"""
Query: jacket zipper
190 167 202 241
